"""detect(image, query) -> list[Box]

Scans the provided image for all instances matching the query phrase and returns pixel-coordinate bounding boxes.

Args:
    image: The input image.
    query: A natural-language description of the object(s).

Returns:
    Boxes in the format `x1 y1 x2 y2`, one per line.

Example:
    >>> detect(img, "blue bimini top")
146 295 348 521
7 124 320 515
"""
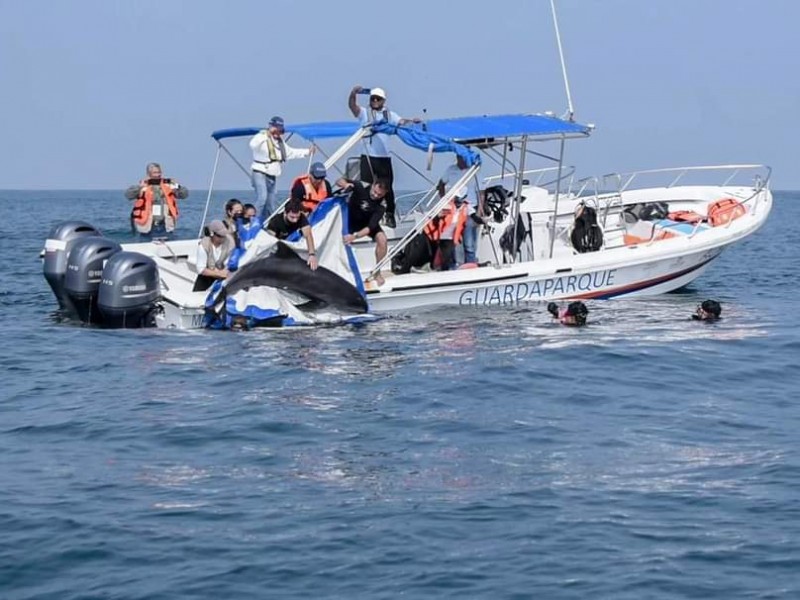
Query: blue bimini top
210 113 592 167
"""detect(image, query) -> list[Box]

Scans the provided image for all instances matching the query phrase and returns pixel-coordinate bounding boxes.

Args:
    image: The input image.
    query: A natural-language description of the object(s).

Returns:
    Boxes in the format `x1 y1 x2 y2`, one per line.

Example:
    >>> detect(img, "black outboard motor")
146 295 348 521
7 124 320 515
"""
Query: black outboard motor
42 221 103 314
64 236 122 325
97 252 160 329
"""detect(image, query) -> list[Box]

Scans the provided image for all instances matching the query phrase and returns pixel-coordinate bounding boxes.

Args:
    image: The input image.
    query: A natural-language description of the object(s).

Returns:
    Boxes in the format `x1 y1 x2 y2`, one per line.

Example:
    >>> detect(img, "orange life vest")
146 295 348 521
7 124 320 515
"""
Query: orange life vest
707 198 746 227
424 201 467 245
667 210 705 224
292 175 328 213
132 182 179 230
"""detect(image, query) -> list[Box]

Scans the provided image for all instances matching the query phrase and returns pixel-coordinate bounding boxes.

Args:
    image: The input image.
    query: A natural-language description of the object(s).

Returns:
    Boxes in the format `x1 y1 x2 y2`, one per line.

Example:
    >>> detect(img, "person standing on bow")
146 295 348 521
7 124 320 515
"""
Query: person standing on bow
125 162 189 238
437 155 486 265
348 85 420 230
249 116 314 221
290 161 332 216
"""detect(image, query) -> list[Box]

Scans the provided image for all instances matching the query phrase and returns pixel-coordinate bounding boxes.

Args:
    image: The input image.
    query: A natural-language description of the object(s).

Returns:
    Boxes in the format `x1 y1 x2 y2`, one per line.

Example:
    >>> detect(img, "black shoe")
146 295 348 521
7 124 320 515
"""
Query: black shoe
384 213 397 229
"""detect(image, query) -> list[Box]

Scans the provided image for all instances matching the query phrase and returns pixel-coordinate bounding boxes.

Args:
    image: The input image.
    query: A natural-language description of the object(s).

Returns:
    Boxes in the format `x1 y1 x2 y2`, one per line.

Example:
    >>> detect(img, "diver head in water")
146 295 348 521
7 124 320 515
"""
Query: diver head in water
547 301 589 326
693 299 722 321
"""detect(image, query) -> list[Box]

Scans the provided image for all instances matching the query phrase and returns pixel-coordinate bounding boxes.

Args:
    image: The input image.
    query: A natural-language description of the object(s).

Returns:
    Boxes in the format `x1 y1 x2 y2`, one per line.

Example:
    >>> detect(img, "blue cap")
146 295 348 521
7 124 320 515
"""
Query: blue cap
268 116 284 130
310 162 326 179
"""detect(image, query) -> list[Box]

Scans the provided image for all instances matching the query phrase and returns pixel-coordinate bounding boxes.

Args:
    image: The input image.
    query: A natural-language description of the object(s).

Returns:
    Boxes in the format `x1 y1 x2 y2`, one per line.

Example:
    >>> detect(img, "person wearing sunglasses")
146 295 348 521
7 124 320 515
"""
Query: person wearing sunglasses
348 85 420 230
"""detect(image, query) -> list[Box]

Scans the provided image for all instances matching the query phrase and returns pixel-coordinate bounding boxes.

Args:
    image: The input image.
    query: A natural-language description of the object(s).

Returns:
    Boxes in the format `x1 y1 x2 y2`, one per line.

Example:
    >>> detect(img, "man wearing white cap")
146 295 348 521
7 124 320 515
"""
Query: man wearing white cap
249 116 314 221
348 85 419 229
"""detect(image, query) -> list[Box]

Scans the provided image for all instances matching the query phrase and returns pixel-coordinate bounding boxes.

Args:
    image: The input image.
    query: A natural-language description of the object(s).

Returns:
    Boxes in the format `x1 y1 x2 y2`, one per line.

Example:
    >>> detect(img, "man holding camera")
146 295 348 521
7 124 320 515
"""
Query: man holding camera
125 162 189 238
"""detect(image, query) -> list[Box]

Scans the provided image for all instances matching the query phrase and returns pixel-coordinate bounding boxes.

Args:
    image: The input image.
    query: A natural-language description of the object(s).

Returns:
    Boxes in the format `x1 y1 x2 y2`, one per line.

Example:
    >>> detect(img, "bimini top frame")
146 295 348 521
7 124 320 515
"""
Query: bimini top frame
203 113 594 262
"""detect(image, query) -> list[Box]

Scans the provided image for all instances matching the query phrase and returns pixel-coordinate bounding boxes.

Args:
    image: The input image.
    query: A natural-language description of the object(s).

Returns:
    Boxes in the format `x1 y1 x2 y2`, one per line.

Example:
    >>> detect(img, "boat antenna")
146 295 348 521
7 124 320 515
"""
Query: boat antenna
550 0 575 121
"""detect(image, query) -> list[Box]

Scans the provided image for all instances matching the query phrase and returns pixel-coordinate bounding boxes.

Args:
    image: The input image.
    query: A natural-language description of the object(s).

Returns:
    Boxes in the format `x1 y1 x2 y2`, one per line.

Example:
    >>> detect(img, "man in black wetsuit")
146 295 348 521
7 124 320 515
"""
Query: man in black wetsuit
339 178 389 286
265 198 318 270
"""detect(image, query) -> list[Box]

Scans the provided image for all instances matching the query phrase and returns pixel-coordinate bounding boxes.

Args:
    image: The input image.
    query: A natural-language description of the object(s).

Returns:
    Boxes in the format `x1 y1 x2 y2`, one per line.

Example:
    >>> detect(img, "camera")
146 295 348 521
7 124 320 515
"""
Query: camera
146 178 172 185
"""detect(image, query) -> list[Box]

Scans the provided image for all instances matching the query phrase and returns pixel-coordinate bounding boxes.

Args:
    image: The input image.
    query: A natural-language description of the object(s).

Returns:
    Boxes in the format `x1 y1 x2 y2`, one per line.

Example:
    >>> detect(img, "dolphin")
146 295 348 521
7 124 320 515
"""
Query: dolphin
211 242 368 316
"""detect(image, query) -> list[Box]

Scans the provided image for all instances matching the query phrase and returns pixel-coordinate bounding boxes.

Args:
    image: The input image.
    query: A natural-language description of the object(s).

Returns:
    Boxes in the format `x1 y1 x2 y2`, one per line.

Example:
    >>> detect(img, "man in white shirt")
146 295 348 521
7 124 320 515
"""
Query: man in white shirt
249 116 313 221
437 155 485 264
348 85 419 229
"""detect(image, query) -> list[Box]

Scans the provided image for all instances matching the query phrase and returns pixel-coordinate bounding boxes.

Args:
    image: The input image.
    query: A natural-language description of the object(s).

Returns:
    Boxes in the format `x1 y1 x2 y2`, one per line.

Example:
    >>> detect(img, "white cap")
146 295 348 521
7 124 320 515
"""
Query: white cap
370 87 387 100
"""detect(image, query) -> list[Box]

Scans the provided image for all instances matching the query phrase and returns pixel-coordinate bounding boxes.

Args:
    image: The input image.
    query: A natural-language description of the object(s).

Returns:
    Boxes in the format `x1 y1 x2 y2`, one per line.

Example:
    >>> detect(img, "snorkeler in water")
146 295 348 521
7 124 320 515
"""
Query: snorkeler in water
547 301 589 326
692 299 722 321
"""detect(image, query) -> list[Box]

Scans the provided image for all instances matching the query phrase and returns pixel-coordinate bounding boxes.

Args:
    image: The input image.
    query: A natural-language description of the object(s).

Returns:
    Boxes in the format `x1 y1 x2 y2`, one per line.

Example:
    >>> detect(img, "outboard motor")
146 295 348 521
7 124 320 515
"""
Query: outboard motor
64 236 122 325
42 221 103 314
97 252 160 329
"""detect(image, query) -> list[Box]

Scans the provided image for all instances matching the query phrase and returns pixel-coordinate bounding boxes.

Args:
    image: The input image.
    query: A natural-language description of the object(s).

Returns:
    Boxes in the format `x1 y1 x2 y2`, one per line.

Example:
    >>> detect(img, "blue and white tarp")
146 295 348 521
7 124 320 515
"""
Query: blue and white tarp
204 198 371 328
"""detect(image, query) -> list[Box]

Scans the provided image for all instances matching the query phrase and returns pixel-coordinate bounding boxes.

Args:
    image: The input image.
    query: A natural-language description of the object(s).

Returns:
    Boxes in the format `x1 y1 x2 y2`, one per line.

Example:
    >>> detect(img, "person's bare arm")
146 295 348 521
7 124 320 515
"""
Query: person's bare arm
301 226 318 270
348 86 363 118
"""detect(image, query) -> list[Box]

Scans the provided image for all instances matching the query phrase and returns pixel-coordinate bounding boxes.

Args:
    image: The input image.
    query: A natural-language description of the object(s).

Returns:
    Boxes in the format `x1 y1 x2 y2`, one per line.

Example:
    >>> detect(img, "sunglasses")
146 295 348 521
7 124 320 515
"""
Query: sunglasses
370 96 384 102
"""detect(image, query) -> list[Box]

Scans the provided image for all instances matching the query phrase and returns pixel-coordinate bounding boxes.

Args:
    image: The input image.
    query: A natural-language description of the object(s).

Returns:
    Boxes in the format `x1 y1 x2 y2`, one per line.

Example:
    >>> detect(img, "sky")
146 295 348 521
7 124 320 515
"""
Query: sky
1 0 798 190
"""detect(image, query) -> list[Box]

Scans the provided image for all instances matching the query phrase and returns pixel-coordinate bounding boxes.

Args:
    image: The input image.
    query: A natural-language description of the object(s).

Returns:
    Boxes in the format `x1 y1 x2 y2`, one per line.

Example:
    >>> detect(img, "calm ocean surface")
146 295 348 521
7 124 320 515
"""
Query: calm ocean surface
1 190 799 599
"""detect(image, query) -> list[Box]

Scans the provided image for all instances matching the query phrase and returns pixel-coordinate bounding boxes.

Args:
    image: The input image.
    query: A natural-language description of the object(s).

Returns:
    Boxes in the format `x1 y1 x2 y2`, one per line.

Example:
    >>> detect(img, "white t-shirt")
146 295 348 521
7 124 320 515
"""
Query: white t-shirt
358 106 401 158
439 164 478 214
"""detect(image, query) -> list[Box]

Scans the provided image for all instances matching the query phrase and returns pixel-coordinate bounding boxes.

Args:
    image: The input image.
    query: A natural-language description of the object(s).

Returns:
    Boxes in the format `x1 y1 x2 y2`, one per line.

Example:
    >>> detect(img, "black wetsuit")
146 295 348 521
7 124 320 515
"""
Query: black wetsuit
347 182 385 239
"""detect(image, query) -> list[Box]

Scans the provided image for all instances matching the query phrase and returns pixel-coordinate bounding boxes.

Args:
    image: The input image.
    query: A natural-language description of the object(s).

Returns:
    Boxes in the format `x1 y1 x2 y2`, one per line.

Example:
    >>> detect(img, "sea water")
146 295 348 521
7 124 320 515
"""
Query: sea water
1 190 799 599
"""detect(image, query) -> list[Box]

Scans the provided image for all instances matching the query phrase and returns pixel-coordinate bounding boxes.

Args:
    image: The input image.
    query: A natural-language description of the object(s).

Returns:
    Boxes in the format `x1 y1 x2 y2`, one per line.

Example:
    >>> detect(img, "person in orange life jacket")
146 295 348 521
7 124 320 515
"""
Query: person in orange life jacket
348 85 422 230
692 299 722 321
547 301 589 326
249 116 315 221
265 198 319 271
437 155 486 265
338 177 390 286
193 220 235 292
291 162 332 215
424 192 469 271
125 162 189 238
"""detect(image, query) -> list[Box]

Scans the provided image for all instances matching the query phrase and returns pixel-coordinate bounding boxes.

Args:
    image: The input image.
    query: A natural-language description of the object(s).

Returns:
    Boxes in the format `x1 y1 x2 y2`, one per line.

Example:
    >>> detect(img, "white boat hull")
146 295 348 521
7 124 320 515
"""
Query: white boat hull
142 181 773 328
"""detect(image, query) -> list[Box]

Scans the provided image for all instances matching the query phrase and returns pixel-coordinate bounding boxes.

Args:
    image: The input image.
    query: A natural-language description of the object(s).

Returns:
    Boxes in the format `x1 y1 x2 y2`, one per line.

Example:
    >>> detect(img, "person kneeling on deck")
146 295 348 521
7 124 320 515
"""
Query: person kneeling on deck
265 198 319 270
193 220 235 292
125 162 189 238
424 194 468 271
340 178 389 286
291 162 332 216
547 301 589 326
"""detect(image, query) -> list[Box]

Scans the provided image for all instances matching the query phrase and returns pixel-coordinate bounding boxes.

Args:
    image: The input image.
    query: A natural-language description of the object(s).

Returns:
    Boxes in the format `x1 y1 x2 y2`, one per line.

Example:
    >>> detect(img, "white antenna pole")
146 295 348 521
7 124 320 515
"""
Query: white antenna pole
550 0 575 121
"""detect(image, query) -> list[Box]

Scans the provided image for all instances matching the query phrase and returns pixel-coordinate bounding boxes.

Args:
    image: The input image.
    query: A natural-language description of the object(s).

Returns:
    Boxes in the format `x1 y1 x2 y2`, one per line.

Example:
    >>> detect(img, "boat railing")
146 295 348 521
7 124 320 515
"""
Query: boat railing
606 164 771 194
370 164 481 278
482 165 576 190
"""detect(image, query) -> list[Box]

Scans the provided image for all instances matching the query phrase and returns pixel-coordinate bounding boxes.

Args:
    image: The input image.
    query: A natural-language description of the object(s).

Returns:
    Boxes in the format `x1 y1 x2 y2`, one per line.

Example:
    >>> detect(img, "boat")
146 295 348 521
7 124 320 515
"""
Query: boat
41 113 772 329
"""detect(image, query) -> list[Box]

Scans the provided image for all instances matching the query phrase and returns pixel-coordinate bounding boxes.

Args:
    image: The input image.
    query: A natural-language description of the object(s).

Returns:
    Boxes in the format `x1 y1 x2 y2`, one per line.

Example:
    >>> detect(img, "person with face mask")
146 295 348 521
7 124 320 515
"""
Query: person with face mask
236 203 262 250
